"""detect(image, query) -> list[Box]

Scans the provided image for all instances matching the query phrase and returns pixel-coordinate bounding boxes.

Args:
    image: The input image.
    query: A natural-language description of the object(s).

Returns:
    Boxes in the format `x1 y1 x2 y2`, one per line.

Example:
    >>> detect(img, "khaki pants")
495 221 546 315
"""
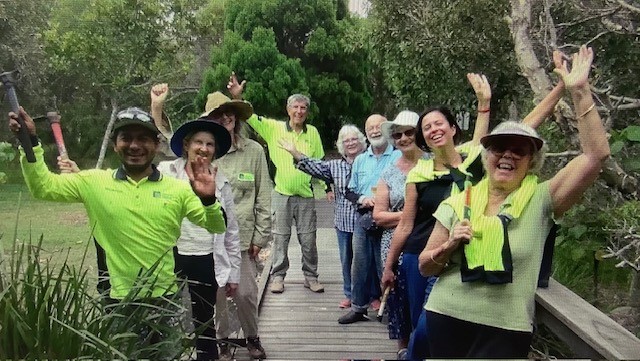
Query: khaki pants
270 191 318 280
215 251 260 339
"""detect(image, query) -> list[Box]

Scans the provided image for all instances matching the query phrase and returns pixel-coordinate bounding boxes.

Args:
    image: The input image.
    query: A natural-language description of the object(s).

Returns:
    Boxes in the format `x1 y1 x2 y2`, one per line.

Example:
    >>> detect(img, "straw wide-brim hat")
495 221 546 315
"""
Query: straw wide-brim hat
480 121 544 151
381 110 420 139
170 119 232 158
200 91 254 122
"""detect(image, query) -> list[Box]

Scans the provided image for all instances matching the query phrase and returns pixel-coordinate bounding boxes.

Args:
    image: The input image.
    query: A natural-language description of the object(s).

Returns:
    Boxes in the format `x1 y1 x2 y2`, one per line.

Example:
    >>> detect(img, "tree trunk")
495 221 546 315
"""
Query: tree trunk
95 98 118 169
630 271 640 308
508 0 639 199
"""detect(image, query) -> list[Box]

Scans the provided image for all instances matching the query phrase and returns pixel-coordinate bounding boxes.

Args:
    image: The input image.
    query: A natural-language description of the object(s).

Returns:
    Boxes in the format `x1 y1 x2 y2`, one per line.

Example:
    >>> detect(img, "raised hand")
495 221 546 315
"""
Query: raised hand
58 157 80 173
227 71 246 100
277 138 297 154
8 107 36 136
150 83 169 105
187 156 217 198
467 73 491 104
553 45 593 92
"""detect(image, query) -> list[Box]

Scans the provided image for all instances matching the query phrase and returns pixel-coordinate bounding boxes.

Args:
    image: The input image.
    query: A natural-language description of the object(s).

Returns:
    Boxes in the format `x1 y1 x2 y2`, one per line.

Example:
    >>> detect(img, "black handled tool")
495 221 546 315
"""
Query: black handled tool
1 70 35 162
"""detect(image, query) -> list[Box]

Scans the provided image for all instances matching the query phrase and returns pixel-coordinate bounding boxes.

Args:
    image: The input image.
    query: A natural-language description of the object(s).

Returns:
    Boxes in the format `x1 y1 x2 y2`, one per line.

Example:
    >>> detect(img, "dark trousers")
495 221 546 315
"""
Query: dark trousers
426 311 533 359
175 253 218 361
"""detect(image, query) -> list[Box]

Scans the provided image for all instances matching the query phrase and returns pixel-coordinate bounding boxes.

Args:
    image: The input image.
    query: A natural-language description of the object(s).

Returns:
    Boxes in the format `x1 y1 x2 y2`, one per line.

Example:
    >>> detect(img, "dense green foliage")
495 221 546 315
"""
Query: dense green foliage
197 0 373 143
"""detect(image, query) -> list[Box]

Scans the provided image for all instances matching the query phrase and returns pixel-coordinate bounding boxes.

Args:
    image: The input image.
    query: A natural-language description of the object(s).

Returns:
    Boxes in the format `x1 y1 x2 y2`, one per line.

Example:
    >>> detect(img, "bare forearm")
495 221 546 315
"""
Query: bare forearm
571 86 610 161
523 81 565 129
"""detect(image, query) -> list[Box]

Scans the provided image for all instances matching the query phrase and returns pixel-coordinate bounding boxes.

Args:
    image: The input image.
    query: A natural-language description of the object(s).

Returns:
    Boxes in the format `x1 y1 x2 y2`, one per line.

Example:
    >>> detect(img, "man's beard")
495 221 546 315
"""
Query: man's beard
368 136 388 148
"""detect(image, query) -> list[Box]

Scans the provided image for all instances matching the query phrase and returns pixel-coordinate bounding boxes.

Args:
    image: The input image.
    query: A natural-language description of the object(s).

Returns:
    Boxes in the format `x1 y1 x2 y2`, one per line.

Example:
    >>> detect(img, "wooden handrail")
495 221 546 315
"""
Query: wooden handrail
535 278 640 360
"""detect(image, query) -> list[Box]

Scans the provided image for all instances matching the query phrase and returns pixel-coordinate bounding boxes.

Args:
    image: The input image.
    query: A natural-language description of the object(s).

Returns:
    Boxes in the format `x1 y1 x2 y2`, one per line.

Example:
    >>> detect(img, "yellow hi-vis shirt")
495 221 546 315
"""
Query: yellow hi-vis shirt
247 114 325 198
20 145 226 299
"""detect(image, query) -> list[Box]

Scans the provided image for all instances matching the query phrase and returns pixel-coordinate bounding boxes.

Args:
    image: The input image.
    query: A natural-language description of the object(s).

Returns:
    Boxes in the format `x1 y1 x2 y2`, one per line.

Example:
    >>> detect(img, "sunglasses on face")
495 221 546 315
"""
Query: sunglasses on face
488 143 533 158
391 128 416 140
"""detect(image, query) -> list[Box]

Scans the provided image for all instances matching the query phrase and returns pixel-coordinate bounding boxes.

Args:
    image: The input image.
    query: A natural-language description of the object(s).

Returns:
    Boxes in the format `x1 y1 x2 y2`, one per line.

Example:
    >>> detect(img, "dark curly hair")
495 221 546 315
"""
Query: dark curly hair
415 106 462 151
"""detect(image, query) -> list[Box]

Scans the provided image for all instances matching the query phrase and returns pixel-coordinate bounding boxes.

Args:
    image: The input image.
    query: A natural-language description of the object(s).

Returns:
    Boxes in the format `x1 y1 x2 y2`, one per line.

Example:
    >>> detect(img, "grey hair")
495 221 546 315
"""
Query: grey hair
287 94 310 108
335 124 367 157
481 121 548 174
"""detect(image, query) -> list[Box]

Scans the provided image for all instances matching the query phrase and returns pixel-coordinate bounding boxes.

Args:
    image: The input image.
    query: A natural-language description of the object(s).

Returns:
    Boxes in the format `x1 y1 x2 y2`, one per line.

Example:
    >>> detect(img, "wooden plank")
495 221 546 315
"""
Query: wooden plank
256 218 398 360
536 278 640 360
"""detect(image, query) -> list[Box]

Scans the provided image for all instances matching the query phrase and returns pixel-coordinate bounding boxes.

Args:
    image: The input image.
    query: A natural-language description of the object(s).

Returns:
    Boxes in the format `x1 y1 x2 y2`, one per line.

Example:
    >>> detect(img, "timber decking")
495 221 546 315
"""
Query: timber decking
233 199 398 360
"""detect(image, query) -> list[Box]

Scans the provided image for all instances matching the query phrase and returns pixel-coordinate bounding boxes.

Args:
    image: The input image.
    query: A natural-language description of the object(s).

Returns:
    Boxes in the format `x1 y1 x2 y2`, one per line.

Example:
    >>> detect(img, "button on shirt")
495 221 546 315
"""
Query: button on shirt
246 114 325 198
348 144 401 199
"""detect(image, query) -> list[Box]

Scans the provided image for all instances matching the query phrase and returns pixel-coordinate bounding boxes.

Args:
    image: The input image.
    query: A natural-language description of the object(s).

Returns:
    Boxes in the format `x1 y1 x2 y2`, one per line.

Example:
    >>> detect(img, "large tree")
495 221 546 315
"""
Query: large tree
198 0 372 144
368 0 523 125
43 0 216 165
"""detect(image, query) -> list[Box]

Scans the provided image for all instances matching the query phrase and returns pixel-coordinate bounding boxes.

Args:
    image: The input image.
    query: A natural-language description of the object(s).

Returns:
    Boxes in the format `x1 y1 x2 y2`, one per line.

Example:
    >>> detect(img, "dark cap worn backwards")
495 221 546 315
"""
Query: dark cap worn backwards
111 107 160 137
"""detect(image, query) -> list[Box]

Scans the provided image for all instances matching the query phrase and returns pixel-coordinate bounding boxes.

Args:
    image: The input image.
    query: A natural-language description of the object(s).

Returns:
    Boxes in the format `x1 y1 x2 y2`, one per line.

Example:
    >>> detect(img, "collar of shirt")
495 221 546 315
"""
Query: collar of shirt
365 143 395 157
285 121 308 133
114 164 162 181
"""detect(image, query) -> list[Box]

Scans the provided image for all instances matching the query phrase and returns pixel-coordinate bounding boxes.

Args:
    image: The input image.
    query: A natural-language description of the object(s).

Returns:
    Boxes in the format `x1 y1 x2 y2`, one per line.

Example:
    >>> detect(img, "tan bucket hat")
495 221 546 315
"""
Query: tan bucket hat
200 92 254 121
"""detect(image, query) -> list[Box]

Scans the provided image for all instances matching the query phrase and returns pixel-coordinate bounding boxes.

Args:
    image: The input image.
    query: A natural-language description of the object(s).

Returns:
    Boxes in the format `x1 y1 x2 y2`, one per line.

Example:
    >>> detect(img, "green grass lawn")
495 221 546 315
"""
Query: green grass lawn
0 183 98 284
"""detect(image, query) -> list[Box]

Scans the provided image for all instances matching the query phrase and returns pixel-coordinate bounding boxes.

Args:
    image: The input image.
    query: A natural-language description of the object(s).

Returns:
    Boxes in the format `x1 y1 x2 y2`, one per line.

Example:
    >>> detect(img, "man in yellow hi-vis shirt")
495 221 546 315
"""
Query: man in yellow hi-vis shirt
246 94 326 294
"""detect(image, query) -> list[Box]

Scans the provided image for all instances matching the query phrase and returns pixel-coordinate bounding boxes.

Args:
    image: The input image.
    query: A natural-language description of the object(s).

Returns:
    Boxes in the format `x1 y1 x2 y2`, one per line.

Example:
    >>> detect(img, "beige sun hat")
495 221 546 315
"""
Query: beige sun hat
200 91 254 121
381 110 420 139
480 121 544 151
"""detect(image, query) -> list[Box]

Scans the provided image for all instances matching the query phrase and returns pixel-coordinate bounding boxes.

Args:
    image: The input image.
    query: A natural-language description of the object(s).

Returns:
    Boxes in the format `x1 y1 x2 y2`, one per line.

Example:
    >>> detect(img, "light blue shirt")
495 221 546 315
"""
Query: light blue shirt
348 143 401 199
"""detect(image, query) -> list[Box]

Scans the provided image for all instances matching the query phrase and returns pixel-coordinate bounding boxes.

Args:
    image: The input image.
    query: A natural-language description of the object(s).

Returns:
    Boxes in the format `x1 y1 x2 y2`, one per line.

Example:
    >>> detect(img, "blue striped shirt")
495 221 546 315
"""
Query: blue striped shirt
296 156 357 232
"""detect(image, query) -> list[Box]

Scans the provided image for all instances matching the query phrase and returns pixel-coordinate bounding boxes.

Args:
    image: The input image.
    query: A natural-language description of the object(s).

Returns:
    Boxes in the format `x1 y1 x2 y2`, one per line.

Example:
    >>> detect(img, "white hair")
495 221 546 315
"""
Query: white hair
336 124 367 157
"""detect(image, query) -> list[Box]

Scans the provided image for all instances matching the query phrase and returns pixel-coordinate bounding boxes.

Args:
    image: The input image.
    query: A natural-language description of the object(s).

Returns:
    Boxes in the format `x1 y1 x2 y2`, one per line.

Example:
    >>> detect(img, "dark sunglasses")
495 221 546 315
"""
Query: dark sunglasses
488 143 533 157
391 128 416 140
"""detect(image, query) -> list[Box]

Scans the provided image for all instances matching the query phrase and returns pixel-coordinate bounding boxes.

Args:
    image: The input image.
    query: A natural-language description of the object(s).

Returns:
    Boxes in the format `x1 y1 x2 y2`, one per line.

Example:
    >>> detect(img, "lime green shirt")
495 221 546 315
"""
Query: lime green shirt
426 181 553 332
20 145 226 299
247 114 324 198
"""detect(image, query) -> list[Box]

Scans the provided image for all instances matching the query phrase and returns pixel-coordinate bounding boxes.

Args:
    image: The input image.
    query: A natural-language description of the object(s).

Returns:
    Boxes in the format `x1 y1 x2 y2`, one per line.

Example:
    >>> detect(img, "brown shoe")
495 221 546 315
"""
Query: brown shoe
270 278 284 293
218 341 232 361
303 279 325 293
247 336 267 359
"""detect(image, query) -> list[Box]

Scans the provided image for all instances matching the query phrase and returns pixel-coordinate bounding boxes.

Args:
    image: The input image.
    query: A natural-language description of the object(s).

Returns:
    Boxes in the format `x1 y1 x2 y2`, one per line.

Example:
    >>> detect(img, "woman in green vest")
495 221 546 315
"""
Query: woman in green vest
419 45 609 359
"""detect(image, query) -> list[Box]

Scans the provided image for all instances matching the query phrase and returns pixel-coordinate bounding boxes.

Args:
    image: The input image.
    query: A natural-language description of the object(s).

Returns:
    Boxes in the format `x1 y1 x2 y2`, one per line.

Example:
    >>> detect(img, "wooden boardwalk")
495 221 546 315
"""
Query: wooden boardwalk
232 200 398 360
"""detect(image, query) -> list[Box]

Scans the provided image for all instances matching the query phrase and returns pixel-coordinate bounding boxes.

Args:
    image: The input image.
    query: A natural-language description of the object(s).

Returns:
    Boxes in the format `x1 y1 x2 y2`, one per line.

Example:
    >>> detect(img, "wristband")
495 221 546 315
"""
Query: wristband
577 103 596 119
478 108 490 113
430 252 445 266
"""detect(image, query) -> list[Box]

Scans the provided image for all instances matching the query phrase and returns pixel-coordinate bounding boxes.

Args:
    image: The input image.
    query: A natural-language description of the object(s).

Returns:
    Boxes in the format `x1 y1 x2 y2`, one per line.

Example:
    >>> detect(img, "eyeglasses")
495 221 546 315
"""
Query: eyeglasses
116 108 154 123
488 143 533 158
391 128 416 140
342 137 360 145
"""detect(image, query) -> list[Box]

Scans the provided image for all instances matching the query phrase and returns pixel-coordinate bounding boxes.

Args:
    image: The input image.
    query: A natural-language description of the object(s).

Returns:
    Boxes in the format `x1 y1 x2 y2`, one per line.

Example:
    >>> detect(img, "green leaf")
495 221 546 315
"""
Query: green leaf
571 247 586 262
623 158 640 172
568 225 588 240
624 126 640 142
610 140 624 155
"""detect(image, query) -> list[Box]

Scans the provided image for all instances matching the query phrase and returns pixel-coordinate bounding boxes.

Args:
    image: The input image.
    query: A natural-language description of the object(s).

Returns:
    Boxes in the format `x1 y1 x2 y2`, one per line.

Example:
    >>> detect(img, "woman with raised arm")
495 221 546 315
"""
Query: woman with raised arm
418 45 609 359
379 73 491 358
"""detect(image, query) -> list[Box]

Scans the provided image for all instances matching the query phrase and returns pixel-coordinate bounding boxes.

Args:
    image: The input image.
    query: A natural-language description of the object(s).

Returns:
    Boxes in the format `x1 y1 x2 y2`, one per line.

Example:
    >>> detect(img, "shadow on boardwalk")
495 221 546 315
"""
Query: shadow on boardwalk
236 199 398 360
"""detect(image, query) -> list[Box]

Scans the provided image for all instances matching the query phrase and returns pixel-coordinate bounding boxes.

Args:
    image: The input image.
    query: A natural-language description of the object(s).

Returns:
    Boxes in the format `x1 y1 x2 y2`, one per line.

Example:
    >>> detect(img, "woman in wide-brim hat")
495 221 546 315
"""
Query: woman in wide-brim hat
200 78 270 360
419 45 610 359
157 118 236 361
